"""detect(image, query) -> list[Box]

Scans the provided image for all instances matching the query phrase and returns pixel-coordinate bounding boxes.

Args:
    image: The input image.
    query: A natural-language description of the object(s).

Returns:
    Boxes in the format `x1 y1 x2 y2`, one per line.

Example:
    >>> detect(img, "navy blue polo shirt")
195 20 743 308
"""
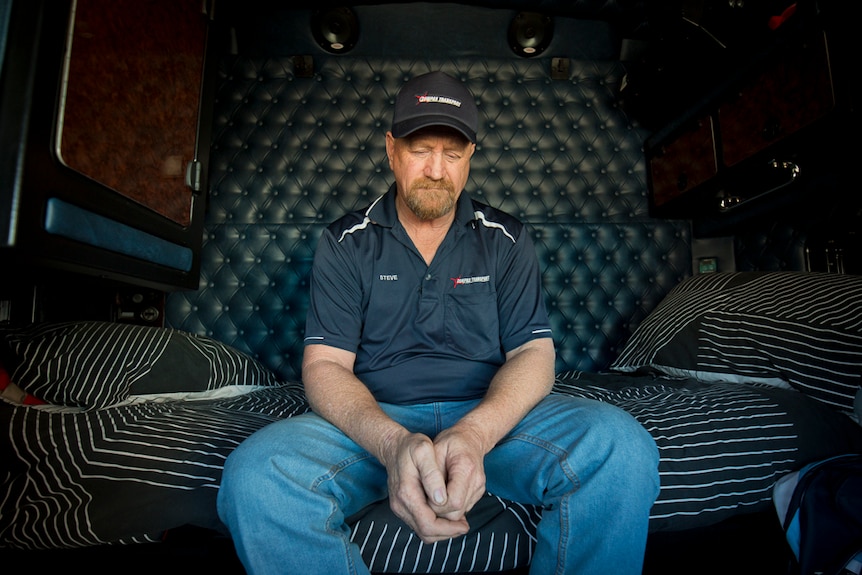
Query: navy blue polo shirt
303 184 553 405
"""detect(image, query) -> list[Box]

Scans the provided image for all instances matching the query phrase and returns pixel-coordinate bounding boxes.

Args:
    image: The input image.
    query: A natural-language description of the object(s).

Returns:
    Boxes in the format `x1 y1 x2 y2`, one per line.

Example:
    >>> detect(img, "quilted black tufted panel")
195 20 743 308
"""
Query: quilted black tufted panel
166 56 691 381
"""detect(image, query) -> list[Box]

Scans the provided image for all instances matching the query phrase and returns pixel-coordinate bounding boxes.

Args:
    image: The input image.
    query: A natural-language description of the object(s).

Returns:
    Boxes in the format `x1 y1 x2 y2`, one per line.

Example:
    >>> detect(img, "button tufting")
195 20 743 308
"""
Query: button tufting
166 57 692 380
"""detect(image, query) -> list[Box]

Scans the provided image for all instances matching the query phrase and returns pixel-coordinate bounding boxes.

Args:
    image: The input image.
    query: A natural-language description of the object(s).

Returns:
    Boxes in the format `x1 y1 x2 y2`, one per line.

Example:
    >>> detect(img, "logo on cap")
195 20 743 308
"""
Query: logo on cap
392 71 478 142
415 92 463 108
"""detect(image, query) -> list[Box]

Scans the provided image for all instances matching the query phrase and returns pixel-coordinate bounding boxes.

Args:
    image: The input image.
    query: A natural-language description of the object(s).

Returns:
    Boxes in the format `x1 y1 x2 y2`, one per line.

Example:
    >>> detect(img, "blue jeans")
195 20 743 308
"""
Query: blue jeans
217 394 660 575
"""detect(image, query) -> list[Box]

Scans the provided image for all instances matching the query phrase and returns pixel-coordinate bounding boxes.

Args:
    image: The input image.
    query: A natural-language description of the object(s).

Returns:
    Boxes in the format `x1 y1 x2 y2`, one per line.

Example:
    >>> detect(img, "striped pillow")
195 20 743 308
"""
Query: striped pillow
0 321 282 409
612 272 862 412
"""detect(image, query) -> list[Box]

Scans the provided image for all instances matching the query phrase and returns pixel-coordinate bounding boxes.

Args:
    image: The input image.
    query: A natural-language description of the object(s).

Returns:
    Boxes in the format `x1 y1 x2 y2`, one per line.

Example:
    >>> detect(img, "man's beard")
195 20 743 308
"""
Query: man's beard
404 180 457 220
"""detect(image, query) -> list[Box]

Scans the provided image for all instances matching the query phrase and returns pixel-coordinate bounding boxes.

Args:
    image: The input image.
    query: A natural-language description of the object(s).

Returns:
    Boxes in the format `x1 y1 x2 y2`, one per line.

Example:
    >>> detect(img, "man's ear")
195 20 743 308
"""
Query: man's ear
385 131 396 167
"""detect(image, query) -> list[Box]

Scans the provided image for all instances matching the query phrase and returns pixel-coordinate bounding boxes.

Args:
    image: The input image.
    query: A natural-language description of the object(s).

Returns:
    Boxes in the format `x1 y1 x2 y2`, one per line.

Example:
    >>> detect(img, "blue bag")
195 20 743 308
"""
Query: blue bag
774 453 862 575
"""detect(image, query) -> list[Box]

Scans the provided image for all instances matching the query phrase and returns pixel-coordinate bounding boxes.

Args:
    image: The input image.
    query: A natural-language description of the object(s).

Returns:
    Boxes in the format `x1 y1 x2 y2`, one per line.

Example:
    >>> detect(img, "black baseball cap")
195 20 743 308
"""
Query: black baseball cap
391 71 478 143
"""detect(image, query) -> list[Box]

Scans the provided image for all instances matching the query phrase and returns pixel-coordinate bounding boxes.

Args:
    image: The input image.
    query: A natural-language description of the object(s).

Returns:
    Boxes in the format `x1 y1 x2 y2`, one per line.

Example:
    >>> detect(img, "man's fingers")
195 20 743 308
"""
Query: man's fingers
389 482 469 543
412 440 449 506
442 464 485 512
417 515 470 543
396 503 469 543
429 433 486 520
386 433 470 542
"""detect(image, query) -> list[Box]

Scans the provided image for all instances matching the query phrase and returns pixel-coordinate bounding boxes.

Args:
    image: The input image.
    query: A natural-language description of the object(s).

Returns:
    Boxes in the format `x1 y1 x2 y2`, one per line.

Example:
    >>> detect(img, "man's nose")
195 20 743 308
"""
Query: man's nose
423 153 445 179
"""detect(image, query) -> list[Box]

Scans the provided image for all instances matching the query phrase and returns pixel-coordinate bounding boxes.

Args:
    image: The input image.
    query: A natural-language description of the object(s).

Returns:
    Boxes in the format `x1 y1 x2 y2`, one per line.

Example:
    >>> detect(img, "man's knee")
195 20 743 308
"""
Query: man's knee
549 397 658 489
592 402 660 495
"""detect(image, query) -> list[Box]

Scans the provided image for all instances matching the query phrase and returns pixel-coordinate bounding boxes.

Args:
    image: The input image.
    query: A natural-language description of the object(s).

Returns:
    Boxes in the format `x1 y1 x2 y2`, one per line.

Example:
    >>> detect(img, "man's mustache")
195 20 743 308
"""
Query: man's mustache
411 180 454 193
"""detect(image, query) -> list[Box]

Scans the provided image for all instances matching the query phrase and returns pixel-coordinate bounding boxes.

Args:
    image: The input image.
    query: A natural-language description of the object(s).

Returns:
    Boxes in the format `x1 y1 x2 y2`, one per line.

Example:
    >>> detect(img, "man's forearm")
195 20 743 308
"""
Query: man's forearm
303 346 409 466
450 337 556 454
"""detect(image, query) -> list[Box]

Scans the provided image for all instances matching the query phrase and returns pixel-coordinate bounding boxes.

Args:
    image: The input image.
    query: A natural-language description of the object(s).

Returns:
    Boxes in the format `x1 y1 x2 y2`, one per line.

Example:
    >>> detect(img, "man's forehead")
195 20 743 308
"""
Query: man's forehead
401 126 472 147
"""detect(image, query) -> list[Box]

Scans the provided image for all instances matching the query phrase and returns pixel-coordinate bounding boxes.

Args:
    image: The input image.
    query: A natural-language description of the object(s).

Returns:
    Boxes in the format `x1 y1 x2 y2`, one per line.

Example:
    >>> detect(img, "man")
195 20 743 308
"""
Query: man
217 71 660 574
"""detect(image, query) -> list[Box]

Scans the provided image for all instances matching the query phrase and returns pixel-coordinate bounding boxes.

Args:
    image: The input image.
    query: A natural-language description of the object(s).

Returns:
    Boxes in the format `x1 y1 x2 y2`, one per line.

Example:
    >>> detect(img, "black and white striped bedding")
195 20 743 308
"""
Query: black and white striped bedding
349 492 541 573
612 271 862 412
0 383 310 549
4 369 860 571
551 371 862 533
2 299 862 571
0 321 283 410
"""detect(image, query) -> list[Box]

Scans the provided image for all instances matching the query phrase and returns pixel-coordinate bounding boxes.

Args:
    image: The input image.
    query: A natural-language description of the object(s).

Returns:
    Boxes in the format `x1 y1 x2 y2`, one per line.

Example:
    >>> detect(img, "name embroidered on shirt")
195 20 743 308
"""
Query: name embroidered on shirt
379 274 399 281
450 275 490 288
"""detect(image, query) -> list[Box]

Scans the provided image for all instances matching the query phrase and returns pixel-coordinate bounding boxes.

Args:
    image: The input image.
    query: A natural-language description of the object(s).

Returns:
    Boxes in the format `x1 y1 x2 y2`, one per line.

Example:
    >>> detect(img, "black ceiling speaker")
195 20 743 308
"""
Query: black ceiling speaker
311 7 359 54
508 12 553 57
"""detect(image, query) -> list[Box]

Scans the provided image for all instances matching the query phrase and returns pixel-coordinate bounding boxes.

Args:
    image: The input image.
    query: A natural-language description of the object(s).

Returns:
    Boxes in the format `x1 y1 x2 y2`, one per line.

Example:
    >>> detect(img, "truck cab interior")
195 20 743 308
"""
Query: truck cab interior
1 1 859 573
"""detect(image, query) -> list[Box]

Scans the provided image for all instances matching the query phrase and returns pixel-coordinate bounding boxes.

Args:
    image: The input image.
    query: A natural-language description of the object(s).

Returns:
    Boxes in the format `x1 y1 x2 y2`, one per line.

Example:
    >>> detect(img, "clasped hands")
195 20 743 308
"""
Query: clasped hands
384 427 487 543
